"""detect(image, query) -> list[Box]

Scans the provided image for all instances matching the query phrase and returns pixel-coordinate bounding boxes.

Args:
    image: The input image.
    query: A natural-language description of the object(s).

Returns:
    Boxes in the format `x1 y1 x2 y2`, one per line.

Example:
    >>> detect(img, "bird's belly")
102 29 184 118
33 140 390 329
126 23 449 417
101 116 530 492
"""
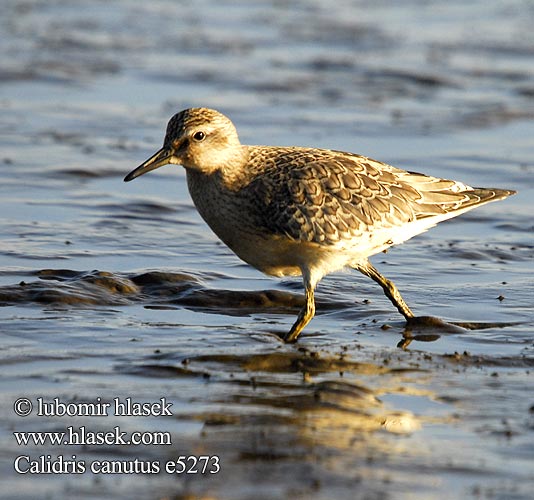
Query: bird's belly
226 234 304 277
207 220 357 279
228 233 356 277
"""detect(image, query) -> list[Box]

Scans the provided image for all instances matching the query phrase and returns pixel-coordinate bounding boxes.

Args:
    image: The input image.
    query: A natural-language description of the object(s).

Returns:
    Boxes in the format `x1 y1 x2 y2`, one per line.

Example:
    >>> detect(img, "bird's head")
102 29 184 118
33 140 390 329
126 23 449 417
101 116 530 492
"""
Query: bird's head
124 107 244 182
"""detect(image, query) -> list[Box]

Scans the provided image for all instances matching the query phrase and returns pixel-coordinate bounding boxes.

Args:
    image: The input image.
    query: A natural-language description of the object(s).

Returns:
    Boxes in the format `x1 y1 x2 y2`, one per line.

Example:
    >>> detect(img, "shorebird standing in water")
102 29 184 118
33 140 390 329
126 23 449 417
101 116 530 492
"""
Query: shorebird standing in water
124 108 515 342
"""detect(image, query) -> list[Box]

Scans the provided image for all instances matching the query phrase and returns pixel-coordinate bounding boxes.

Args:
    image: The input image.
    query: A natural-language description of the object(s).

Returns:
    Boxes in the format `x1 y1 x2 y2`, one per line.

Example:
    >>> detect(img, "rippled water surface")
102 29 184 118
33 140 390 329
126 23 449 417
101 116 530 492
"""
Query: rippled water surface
1 1 533 499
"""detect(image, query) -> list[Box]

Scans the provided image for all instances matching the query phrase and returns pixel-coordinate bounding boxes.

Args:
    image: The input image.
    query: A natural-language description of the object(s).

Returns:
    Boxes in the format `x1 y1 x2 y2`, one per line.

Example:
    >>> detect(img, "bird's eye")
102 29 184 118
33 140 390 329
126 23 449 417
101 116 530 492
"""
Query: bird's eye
193 131 206 142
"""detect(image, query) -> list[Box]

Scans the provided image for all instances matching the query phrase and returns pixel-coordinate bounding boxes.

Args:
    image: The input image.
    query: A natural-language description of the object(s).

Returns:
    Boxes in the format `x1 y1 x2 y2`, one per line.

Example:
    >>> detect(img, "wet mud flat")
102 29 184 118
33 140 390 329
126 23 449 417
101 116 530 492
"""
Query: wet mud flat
1 266 533 499
1 0 534 499
2 340 534 500
2 322 534 500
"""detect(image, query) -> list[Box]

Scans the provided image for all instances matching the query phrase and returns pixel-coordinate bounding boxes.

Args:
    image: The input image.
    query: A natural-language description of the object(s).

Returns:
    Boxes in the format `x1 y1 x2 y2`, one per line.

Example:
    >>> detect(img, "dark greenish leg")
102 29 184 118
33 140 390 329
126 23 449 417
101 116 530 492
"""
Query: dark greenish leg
283 274 316 343
355 261 415 320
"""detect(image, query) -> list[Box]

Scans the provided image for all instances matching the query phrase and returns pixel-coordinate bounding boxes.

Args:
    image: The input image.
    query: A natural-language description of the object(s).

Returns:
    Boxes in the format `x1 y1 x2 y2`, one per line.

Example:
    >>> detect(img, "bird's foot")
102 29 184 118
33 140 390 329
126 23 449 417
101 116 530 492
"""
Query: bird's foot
398 316 520 350
405 315 466 332
397 316 465 350
282 330 299 343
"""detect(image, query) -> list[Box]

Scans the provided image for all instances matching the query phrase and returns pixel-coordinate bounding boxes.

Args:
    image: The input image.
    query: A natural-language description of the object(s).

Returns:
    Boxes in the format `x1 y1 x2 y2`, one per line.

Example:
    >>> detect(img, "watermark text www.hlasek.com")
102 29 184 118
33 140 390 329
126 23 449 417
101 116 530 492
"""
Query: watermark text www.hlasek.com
12 396 220 475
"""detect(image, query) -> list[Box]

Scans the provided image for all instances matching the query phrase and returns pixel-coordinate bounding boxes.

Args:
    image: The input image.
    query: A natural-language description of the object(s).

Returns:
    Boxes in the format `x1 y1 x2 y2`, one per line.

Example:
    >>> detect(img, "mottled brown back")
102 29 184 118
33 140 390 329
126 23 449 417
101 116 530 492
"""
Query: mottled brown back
240 146 513 245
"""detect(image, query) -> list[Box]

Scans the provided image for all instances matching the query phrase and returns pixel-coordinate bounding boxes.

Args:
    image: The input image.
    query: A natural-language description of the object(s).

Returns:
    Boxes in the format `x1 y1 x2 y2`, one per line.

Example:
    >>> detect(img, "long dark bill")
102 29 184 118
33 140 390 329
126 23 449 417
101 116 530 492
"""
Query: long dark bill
124 147 173 182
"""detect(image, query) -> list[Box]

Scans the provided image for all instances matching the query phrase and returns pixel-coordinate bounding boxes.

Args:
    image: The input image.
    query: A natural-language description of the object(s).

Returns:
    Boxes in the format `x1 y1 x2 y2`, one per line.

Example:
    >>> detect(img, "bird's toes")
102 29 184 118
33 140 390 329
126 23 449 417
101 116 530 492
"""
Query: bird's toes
405 315 467 333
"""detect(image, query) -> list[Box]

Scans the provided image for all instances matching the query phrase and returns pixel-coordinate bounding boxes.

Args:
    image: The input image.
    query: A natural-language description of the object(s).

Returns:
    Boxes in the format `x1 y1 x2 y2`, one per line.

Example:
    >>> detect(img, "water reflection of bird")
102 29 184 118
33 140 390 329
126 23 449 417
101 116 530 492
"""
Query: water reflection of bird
124 108 515 342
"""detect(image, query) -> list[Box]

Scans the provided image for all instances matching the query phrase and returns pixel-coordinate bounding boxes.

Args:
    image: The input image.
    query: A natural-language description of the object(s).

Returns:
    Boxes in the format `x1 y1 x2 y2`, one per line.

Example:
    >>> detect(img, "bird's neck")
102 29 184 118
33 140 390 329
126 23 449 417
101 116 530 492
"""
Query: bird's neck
189 146 251 191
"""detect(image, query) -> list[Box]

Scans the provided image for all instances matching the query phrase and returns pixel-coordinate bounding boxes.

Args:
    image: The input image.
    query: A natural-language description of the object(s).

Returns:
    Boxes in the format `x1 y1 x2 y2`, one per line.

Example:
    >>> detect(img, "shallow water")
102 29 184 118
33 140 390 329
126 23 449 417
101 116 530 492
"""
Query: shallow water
1 1 533 499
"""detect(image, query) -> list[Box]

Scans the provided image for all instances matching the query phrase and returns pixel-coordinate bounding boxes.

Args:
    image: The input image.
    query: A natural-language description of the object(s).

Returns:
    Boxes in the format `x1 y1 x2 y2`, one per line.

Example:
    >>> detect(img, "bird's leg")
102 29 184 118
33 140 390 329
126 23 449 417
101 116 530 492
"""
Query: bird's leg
355 261 415 320
284 273 316 343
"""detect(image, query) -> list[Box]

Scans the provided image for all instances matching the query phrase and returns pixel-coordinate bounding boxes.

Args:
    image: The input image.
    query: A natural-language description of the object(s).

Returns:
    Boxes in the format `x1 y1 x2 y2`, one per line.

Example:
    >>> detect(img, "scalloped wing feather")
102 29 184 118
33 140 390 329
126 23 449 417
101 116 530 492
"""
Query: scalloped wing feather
247 146 514 249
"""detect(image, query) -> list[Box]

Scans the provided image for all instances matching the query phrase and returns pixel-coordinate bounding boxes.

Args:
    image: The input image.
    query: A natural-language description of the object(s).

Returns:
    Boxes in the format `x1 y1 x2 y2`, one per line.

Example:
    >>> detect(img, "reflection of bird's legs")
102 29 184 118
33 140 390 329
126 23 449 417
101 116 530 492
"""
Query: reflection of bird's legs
397 335 414 350
354 260 415 320
284 270 317 343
